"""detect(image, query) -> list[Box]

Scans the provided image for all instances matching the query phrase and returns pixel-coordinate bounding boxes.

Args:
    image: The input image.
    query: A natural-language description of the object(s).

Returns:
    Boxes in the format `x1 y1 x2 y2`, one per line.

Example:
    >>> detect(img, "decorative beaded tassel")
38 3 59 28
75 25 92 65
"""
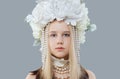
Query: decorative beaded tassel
41 28 46 69
42 26 49 69
76 28 81 64
72 26 80 64
45 26 49 61
39 25 48 69
72 26 76 50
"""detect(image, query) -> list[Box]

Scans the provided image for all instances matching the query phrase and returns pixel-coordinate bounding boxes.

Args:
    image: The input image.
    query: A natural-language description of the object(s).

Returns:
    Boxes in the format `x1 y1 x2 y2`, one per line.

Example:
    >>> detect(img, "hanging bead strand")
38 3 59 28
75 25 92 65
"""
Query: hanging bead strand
41 28 45 69
75 27 80 64
44 26 49 61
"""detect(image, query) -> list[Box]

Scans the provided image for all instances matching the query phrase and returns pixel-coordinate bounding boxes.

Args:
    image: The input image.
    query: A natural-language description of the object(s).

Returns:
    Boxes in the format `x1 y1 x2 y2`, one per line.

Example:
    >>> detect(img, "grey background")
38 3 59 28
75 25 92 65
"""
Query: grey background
0 0 119 79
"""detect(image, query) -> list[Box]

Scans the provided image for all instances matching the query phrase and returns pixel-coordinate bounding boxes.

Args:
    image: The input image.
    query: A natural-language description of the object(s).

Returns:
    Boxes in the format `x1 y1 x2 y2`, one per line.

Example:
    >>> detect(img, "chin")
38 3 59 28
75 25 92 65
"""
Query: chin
51 51 69 59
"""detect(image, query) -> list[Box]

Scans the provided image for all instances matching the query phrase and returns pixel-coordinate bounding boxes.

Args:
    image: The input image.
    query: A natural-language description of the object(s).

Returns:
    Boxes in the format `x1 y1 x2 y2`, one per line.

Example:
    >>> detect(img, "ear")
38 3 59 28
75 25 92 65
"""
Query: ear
86 69 96 79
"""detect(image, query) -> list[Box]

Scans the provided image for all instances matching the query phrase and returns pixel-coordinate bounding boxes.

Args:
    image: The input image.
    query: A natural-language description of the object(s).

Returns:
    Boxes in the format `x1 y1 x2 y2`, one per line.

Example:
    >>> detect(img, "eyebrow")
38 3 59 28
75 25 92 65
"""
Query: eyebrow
49 31 70 33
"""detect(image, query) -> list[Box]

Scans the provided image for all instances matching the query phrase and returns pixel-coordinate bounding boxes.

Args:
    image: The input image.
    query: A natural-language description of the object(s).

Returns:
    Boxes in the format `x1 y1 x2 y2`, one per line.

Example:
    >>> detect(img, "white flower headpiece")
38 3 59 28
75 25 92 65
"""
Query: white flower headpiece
25 0 97 46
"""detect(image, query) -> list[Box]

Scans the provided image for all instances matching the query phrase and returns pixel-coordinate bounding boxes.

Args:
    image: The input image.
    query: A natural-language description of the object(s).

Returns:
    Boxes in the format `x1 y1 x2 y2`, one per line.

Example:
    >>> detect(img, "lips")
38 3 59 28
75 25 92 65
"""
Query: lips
55 47 65 51
55 47 64 49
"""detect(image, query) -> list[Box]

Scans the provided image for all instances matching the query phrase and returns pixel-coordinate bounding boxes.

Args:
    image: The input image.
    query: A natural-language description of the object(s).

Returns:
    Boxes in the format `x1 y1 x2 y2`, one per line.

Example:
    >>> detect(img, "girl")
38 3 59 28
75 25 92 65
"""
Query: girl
25 0 97 79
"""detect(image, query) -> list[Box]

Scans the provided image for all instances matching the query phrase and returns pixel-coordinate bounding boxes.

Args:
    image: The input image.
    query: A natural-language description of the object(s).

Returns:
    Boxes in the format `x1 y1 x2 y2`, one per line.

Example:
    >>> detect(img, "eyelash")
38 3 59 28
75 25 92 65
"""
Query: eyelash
64 34 70 37
50 34 56 37
50 34 70 37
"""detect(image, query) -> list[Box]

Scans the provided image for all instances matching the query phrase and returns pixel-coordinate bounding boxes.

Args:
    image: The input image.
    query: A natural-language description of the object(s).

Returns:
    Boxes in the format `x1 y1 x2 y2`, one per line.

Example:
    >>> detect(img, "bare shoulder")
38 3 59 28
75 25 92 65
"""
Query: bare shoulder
86 69 96 79
25 73 36 79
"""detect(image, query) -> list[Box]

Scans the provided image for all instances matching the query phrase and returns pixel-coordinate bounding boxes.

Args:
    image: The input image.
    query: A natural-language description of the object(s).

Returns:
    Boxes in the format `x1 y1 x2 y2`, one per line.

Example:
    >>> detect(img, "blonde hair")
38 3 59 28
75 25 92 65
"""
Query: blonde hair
41 24 52 79
40 23 81 79
69 25 81 79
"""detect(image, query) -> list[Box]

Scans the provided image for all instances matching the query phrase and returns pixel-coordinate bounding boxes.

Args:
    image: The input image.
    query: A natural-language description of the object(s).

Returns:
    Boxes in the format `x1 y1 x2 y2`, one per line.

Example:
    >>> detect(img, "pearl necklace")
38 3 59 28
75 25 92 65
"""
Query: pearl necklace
51 56 70 79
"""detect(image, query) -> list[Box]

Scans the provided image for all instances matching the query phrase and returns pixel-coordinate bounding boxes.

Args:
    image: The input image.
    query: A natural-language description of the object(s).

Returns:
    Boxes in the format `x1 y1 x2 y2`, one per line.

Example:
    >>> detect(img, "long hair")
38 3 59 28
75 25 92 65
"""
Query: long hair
30 22 89 79
41 24 52 79
69 25 81 79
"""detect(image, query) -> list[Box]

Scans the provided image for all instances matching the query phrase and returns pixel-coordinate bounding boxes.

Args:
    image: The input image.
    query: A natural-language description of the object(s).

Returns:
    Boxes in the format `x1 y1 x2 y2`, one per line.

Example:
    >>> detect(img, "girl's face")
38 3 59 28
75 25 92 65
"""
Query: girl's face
48 20 71 59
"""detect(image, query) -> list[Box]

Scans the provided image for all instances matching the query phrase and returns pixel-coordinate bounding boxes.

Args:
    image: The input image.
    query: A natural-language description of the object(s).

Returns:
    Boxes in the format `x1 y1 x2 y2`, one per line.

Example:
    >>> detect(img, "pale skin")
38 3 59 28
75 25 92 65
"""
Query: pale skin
48 20 71 60
26 20 96 79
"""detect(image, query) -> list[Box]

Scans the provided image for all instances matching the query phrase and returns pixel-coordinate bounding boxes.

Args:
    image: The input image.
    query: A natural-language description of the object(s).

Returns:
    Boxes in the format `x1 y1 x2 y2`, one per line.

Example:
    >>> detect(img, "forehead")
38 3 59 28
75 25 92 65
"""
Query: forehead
49 20 70 32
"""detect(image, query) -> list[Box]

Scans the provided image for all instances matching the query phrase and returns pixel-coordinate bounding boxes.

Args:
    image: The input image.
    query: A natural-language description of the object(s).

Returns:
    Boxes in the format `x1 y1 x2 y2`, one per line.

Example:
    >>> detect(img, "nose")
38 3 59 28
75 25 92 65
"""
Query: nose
57 36 63 44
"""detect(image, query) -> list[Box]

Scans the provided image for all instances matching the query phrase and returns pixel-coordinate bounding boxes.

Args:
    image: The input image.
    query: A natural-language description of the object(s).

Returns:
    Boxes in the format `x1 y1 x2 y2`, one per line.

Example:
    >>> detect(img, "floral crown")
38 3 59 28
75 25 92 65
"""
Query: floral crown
25 0 97 46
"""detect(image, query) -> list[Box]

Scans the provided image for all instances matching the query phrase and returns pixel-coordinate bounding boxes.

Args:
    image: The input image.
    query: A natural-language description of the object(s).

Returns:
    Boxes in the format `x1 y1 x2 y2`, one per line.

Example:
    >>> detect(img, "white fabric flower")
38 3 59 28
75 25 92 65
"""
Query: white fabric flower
29 22 42 39
25 0 97 46
90 24 97 32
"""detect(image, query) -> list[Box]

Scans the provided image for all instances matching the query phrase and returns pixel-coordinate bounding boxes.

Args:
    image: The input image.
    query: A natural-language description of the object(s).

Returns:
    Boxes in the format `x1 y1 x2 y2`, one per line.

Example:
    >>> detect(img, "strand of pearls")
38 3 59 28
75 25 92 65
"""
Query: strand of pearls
44 26 49 66
41 28 45 69
72 26 80 64
53 63 70 74
51 54 70 79
41 26 49 69
76 28 80 63
53 63 70 79
72 26 75 50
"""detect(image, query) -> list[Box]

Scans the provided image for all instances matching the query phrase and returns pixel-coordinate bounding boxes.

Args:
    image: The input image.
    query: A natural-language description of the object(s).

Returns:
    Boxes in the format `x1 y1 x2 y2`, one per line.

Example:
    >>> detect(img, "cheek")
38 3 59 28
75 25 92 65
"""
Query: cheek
65 38 71 48
49 39 55 50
